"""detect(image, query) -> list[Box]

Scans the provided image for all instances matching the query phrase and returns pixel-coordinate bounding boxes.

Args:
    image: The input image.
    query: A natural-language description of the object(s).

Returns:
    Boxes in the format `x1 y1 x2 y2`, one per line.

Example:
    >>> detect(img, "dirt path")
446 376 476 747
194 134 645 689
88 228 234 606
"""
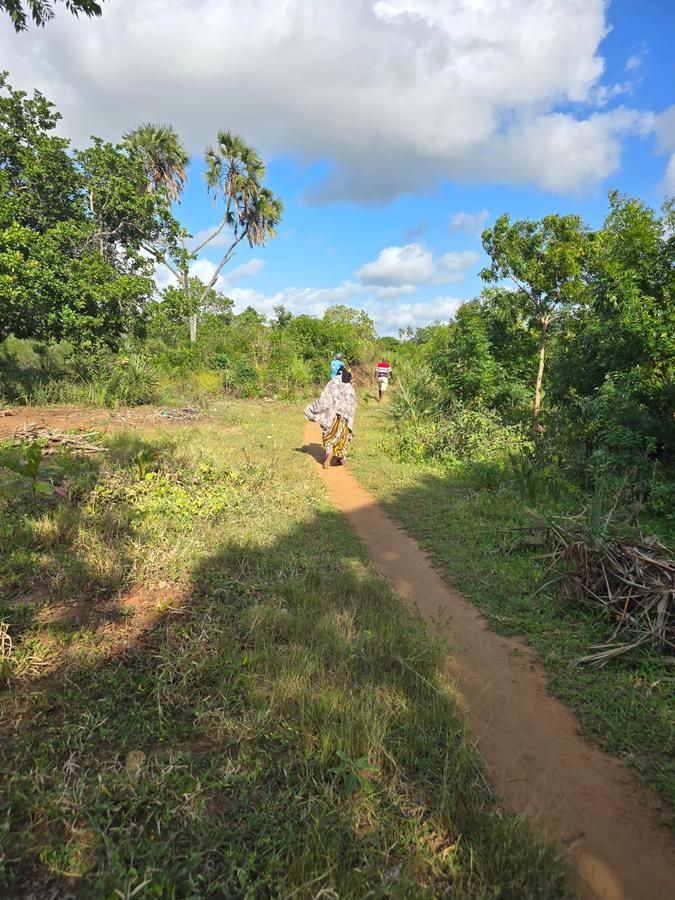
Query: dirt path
304 422 675 900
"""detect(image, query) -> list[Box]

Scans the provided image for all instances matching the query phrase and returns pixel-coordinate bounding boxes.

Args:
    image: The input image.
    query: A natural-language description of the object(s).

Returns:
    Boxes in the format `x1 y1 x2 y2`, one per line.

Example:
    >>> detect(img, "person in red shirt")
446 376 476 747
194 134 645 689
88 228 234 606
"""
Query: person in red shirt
375 358 391 401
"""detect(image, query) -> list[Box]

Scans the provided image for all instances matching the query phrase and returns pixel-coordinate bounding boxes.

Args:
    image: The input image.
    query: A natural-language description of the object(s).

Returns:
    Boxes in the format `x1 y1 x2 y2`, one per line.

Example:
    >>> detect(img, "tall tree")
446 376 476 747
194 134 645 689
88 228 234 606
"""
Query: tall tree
323 305 376 343
161 131 282 343
123 123 189 201
0 75 180 348
1 0 102 31
481 213 586 432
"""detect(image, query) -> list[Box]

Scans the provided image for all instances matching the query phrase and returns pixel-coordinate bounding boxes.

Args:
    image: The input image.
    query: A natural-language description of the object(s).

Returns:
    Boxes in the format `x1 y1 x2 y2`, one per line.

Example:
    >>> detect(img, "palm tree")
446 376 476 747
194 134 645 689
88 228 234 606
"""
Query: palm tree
123 123 189 202
182 132 282 342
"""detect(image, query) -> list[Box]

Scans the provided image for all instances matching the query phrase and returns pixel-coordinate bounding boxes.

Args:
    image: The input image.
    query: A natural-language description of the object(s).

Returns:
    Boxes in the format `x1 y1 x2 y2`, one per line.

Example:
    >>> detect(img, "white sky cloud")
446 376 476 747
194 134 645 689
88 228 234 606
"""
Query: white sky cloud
226 258 264 281
357 243 477 286
376 285 417 299
0 0 650 202
470 108 653 193
664 155 675 195
188 224 233 251
227 283 462 334
358 244 435 286
655 106 675 195
588 82 633 107
449 210 489 235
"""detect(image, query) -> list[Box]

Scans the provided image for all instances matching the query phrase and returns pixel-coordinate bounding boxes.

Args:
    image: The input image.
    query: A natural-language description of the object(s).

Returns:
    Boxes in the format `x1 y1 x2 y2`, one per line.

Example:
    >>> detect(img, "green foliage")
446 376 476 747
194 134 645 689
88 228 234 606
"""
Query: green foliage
1 0 103 32
329 750 380 796
123 122 189 200
0 74 181 349
388 192 673 513
101 353 160 407
390 360 528 465
0 440 54 500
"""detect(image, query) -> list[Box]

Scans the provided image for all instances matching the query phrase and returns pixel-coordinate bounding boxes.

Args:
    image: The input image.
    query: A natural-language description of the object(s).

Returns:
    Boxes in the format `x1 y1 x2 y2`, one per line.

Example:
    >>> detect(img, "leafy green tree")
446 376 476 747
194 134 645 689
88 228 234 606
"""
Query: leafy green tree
1 0 102 31
323 305 376 343
0 74 180 348
123 123 190 201
481 213 586 431
0 71 78 232
549 193 674 463
425 303 500 408
272 304 293 329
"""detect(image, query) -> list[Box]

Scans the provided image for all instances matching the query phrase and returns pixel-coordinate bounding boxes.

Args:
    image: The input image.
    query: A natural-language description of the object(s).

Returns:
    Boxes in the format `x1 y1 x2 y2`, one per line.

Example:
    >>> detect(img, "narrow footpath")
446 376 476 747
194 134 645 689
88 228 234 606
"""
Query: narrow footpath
304 422 675 900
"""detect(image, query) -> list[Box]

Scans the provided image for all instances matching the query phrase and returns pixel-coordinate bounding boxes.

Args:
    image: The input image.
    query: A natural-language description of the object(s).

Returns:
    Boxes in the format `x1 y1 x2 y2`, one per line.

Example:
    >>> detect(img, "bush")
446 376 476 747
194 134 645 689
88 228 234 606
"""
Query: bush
390 360 528 465
101 353 160 407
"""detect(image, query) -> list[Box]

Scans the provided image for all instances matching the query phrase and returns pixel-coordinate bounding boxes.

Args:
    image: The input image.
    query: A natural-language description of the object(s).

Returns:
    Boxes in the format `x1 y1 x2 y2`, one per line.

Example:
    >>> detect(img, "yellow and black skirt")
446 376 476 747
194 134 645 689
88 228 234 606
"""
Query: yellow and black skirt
322 414 352 458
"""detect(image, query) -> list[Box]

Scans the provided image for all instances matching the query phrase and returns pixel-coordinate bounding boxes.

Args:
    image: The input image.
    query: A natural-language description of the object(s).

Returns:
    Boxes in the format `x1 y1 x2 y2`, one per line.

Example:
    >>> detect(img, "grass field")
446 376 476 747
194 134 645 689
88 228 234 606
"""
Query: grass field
0 401 568 898
350 398 675 829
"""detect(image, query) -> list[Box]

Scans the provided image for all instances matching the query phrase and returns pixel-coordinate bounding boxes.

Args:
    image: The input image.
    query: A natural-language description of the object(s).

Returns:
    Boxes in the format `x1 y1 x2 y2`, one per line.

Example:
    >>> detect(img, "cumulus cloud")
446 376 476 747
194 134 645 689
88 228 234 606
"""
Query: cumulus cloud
368 295 464 332
358 244 434 286
188 224 234 251
0 0 649 201
228 281 366 317
470 108 653 193
357 243 477 286
226 258 264 281
656 106 675 195
376 285 417 299
449 209 489 235
226 283 461 333
664 156 675 195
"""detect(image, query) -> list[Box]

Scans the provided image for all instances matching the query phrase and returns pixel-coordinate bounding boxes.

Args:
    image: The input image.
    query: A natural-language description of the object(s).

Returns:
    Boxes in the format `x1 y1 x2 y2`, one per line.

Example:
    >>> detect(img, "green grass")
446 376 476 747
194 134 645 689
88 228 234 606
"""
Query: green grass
350 399 675 829
0 400 568 898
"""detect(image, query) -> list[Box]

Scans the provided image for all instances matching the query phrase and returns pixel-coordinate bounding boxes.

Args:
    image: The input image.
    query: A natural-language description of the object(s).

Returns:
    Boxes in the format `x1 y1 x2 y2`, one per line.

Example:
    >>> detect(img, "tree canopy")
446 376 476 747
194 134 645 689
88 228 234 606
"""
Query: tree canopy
0 73 180 349
1 0 103 31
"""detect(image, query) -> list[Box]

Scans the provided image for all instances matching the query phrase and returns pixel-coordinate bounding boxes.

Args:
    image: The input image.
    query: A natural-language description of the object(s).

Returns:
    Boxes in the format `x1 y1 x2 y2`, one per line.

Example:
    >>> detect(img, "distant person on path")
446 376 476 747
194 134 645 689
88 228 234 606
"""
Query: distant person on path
305 368 356 468
330 353 345 379
375 358 391 401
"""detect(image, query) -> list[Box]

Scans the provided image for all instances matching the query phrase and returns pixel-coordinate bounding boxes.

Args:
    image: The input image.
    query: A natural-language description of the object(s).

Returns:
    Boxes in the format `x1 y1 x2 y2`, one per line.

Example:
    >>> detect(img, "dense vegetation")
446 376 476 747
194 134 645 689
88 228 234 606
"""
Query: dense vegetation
389 193 674 530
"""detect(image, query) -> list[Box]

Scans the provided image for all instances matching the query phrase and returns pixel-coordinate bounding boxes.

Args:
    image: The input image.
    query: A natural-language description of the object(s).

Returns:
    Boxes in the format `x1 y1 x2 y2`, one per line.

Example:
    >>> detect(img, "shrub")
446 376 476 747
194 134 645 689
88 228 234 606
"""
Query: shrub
102 354 160 407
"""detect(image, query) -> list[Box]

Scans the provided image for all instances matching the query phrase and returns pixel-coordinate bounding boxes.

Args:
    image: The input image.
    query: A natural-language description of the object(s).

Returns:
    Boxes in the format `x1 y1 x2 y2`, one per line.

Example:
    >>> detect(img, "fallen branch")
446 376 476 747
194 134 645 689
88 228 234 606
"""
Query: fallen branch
12 424 107 454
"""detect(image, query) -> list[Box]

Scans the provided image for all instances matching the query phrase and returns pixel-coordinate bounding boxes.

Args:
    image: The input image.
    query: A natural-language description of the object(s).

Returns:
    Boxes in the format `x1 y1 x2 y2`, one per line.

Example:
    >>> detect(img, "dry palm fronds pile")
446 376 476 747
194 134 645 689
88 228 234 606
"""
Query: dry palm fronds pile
12 424 106 454
536 514 674 667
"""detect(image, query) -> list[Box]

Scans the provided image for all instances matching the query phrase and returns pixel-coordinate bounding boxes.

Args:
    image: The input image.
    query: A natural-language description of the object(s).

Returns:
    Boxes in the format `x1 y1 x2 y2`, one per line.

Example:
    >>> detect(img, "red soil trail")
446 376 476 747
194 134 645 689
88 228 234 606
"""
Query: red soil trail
304 421 675 900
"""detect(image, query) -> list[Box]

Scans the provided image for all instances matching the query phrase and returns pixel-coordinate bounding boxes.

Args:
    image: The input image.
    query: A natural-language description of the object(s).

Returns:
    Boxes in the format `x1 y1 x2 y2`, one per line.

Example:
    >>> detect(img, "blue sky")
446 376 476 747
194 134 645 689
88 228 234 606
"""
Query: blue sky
1 0 674 333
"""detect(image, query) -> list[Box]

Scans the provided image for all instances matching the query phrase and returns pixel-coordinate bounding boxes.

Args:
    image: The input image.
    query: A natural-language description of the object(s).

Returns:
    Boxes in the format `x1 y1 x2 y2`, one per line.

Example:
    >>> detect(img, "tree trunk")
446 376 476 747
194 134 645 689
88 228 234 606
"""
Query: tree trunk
532 316 549 434
189 313 197 344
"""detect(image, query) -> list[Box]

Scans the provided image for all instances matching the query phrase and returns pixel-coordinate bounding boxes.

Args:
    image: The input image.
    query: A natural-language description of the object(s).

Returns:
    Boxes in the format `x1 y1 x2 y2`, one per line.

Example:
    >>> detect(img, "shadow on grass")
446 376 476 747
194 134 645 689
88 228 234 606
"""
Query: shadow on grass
0 431 183 668
0 462 568 898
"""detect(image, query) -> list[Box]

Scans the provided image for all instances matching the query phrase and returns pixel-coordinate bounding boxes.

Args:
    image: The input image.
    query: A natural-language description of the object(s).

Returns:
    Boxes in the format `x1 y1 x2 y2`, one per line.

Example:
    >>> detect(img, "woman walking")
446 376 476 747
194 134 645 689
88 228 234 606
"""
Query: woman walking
304 368 356 468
